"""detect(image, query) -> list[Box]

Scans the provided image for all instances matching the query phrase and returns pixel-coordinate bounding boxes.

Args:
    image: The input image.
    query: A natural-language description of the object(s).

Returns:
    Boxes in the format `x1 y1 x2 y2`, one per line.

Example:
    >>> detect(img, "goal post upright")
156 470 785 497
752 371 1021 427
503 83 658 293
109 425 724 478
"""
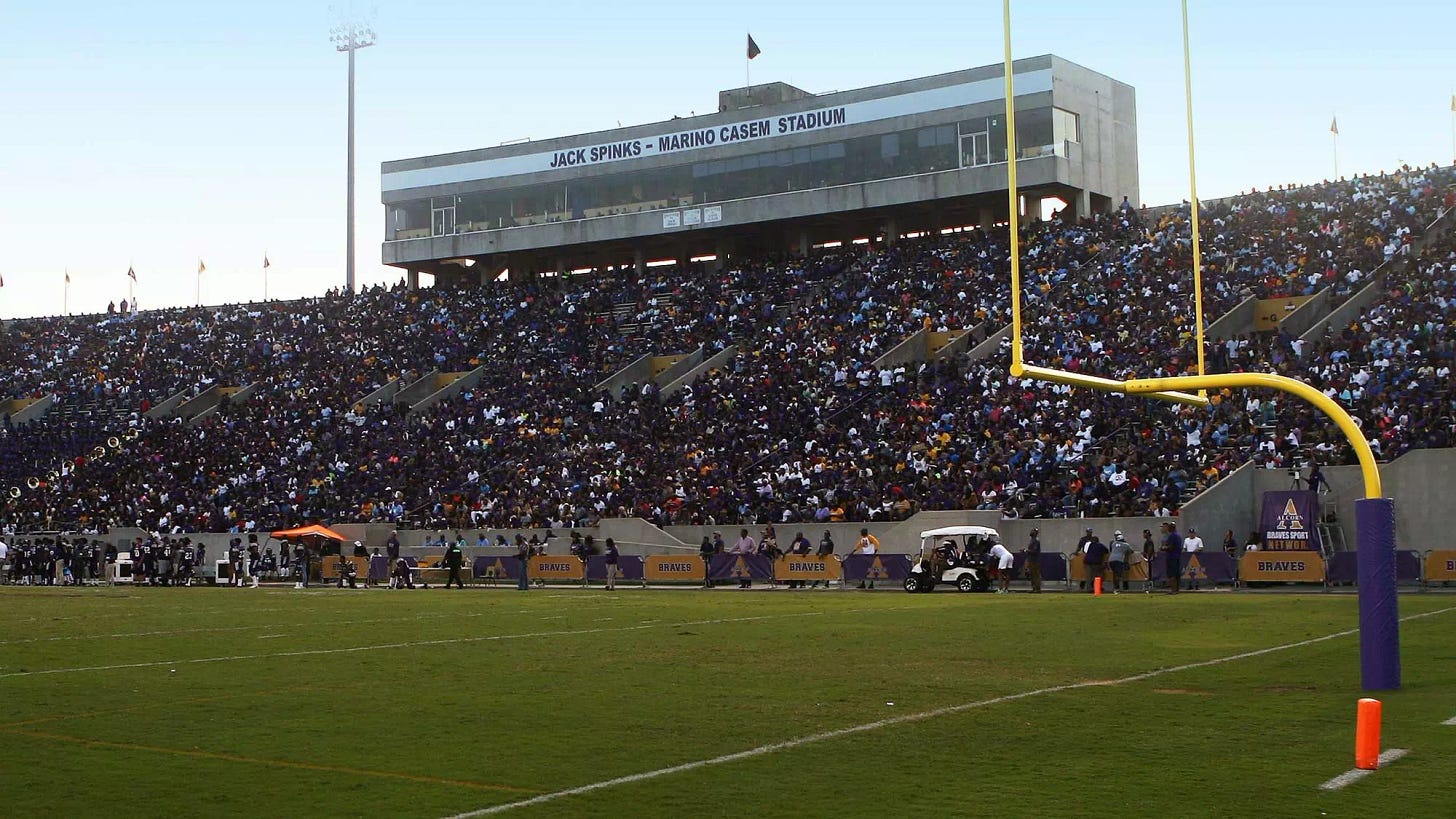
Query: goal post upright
999 0 1399 691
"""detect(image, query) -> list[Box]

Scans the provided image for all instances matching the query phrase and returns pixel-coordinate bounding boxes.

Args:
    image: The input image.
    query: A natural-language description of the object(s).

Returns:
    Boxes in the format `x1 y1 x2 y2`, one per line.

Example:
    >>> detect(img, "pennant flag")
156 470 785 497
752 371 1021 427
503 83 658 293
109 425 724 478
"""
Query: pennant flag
65 270 71 284
198 259 206 275
1329 116 1338 136
127 266 137 282
1451 94 1455 113
747 33 761 60
0 273 5 288
263 254 271 269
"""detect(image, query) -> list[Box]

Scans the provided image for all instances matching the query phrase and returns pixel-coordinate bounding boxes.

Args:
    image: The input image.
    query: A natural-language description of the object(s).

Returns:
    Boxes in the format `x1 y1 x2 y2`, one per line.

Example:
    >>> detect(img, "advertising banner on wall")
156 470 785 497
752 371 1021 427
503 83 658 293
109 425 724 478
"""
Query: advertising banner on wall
1239 551 1326 583
1260 491 1322 552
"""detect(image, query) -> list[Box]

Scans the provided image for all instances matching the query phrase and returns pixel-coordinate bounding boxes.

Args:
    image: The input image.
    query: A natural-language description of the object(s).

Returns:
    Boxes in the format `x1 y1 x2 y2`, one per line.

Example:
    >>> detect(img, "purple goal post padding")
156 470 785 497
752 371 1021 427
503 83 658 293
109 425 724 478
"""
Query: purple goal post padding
1356 497 1400 691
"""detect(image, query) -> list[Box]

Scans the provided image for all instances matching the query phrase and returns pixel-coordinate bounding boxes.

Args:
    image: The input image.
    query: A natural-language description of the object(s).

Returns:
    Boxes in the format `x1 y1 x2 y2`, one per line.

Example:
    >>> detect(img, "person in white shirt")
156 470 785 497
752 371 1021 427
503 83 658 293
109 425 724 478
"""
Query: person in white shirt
988 540 1015 594
1182 528 1204 591
0 539 8 582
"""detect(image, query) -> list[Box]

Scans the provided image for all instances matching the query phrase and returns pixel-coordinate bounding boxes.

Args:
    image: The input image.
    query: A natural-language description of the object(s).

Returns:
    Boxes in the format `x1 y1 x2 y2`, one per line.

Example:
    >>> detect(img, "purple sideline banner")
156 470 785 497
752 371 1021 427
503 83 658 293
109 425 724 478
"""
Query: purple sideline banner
1149 552 1235 584
1327 550 1422 585
368 555 389 582
841 554 912 581
472 555 523 580
708 553 773 580
1260 490 1323 552
1013 553 1069 583
586 555 645 581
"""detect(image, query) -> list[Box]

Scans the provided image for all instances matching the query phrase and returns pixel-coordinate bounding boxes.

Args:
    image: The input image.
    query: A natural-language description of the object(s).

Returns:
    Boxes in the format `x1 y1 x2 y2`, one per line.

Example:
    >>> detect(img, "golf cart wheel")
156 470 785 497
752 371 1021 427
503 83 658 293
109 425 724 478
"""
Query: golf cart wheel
903 576 920 593
957 575 976 593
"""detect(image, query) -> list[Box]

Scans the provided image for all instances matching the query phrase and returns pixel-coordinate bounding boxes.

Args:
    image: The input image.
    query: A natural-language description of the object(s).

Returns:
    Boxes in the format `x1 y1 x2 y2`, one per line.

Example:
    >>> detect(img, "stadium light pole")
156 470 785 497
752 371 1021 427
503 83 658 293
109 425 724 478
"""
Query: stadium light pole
332 13 375 294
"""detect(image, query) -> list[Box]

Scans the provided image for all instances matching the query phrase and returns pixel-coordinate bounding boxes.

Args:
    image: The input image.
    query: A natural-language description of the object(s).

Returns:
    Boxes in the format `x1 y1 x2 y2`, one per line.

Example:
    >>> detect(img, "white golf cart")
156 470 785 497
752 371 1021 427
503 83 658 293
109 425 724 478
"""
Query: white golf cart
904 525 1001 593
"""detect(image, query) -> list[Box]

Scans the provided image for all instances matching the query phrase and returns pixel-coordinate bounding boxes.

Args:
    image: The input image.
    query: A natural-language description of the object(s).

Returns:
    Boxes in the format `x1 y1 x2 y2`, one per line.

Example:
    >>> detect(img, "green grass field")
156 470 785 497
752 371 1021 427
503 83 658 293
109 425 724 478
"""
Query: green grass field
2 586 1453 817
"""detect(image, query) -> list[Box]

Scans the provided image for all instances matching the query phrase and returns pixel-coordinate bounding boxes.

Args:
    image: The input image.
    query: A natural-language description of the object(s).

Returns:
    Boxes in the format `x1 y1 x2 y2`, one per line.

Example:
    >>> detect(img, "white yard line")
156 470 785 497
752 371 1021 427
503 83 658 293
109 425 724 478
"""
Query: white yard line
0 611 825 679
1442 715 1456 726
0 600 638 646
445 605 1456 817
1318 748 1410 790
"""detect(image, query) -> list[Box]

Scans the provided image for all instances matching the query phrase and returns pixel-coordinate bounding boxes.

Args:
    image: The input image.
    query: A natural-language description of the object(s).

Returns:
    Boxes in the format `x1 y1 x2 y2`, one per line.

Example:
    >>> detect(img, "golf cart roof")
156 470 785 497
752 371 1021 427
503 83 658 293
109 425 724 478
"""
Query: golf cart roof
919 525 1001 539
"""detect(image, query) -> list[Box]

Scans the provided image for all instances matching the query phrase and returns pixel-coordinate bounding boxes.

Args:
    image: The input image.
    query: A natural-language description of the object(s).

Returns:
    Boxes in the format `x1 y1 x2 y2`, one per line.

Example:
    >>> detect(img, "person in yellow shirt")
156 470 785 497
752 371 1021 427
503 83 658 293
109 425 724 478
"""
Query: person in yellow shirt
855 529 880 589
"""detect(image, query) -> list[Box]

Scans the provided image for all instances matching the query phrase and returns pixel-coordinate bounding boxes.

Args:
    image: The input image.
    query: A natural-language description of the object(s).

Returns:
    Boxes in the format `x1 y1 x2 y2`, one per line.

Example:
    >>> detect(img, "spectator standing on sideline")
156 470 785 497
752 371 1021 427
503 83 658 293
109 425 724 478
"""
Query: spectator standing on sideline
1162 522 1184 594
855 528 880 589
786 532 811 589
1076 527 1095 590
699 535 715 589
1082 532 1108 593
515 538 531 591
294 541 311 588
603 537 619 591
442 538 465 589
1182 528 1204 591
1141 529 1157 593
988 538 1015 594
1024 528 1042 594
1108 530 1134 593
812 530 835 588
386 530 401 563
1221 530 1238 561
732 529 756 589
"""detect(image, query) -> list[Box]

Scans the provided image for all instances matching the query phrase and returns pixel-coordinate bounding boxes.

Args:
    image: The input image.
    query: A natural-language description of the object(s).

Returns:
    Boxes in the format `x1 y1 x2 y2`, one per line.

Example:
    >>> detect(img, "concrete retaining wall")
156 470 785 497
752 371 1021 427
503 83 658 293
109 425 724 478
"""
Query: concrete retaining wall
659 345 736 398
1205 295 1258 341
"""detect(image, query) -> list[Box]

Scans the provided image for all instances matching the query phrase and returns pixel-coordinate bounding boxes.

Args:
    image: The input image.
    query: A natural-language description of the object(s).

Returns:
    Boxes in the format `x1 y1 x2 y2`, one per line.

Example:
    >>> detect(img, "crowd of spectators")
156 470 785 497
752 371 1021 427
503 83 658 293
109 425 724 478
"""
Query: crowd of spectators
1 165 1452 534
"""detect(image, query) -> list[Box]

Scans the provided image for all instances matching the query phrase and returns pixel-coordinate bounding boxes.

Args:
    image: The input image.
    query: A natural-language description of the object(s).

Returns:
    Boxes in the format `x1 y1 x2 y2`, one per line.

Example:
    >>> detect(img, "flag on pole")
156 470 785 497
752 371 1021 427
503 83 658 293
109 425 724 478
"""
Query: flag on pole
1329 116 1339 136
1450 94 1455 112
65 270 71 284
747 33 761 60
127 266 137 282
263 254 271 269
0 274 5 288
198 259 206 275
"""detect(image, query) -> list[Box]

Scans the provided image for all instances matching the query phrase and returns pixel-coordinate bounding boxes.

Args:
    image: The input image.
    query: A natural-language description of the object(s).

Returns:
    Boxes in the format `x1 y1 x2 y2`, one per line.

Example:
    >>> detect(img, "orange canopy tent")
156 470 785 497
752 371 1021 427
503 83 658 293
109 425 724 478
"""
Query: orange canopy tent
270 524 348 541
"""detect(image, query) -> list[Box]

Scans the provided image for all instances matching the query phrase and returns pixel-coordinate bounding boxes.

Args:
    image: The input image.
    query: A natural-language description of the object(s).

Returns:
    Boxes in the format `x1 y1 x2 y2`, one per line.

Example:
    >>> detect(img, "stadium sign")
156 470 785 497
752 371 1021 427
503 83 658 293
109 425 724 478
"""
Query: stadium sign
1239 551 1326 583
1259 490 1322 552
644 555 707 582
528 555 586 581
773 556 842 583
383 69 1053 191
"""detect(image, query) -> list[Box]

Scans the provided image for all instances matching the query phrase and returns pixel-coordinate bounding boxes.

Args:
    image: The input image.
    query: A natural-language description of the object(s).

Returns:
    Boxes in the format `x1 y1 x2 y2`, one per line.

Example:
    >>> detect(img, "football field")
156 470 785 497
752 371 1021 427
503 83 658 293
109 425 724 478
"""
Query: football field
2 586 1453 817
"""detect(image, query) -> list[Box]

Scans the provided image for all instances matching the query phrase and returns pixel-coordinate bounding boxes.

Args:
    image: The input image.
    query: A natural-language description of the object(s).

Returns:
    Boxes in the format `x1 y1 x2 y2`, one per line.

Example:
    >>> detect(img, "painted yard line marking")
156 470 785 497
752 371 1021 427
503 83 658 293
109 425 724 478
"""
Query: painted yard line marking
444 605 1456 818
1442 715 1456 726
0 600 636 646
0 728 541 794
1318 748 1410 790
0 611 829 679
1 683 323 729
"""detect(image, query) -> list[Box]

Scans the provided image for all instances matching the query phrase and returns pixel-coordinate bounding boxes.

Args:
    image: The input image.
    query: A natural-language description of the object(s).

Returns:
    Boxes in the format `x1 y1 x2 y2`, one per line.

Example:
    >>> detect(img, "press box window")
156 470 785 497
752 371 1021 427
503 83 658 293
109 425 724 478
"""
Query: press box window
1053 108 1080 144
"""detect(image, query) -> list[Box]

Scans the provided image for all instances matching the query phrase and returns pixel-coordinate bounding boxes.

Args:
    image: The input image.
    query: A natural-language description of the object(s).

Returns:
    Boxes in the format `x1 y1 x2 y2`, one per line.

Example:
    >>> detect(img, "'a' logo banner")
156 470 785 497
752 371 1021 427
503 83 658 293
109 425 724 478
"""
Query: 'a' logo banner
1260 491 1322 552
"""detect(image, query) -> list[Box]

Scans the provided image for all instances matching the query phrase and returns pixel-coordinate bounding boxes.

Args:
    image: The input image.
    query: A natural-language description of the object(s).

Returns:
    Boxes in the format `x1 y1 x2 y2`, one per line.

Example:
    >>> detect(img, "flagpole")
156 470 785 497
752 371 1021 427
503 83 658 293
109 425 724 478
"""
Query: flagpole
1331 115 1339 179
64 268 69 315
264 253 269 301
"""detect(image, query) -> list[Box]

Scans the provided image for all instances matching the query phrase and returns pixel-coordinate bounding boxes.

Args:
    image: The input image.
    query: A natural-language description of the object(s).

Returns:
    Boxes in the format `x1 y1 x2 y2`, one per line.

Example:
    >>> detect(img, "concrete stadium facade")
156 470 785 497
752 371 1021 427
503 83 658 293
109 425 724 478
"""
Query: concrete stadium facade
380 54 1138 286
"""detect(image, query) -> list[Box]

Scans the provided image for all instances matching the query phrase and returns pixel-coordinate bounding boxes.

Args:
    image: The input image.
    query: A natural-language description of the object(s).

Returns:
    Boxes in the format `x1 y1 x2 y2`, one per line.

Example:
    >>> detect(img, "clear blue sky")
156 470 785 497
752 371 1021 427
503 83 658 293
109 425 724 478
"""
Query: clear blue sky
1 0 1452 319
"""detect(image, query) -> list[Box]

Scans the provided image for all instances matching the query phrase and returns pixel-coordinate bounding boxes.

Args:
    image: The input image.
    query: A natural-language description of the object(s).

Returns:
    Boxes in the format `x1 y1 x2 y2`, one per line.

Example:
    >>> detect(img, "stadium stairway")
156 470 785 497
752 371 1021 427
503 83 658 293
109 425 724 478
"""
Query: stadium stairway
408 367 487 416
3 395 56 425
1299 204 1456 343
659 345 737 398
592 347 704 400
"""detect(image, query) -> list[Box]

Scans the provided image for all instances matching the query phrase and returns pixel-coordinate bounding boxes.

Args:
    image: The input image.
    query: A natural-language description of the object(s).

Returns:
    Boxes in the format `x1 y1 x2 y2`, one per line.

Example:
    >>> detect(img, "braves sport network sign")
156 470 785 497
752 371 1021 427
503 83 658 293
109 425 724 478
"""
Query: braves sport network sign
1260 490 1323 552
